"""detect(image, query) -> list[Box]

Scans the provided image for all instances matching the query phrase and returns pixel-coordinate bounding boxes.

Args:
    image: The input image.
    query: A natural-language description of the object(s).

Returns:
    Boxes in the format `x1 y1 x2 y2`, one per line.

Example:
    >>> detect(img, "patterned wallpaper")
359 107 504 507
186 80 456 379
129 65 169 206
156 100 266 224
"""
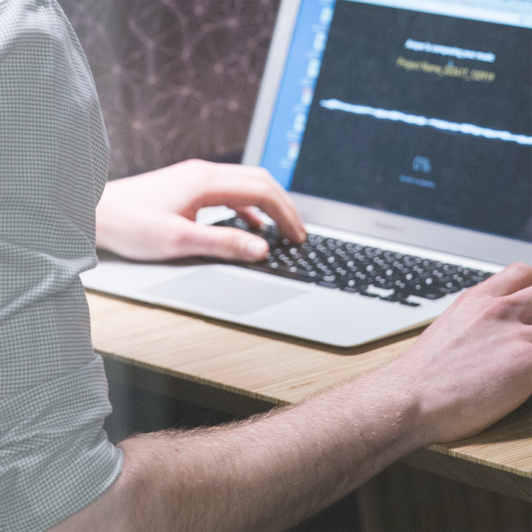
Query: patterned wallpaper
59 0 280 179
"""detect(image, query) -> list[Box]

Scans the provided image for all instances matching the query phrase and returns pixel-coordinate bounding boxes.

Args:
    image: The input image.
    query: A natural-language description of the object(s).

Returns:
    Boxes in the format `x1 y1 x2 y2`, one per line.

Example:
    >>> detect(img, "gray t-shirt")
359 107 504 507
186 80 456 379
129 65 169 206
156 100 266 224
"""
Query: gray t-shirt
0 1 122 530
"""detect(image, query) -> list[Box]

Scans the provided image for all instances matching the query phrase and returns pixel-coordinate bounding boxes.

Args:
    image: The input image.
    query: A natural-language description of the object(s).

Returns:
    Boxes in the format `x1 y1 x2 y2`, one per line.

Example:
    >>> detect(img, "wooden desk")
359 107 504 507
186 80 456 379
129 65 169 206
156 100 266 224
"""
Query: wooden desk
87 292 531 505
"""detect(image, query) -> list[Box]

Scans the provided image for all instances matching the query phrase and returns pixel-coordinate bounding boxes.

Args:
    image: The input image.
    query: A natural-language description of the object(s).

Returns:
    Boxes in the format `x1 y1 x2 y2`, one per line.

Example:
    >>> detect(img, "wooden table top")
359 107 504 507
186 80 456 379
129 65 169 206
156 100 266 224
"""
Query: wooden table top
87 292 532 503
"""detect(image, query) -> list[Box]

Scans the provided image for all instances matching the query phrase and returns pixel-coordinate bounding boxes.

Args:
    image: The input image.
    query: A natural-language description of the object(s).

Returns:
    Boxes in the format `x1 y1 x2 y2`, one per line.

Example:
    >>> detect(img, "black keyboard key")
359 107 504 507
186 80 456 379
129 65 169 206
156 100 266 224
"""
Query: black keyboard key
317 281 339 289
359 291 379 298
341 286 361 294
381 293 407 303
400 300 421 307
439 286 462 295
419 292 446 300
246 263 318 283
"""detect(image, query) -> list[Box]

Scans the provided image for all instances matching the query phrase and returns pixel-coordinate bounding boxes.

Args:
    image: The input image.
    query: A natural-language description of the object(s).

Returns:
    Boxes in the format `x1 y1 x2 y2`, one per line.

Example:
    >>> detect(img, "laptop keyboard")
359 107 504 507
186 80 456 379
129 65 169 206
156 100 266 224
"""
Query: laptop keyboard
213 217 492 307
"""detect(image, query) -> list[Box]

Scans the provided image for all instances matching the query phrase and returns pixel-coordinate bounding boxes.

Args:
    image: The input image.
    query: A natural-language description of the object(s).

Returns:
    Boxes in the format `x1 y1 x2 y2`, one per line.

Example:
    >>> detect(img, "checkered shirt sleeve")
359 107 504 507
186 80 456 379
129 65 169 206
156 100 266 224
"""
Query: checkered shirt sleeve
0 2 123 531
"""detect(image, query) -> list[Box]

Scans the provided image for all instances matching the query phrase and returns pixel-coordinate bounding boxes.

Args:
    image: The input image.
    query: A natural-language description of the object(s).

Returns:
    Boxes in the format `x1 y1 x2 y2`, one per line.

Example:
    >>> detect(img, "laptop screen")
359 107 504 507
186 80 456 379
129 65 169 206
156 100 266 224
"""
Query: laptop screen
260 0 532 244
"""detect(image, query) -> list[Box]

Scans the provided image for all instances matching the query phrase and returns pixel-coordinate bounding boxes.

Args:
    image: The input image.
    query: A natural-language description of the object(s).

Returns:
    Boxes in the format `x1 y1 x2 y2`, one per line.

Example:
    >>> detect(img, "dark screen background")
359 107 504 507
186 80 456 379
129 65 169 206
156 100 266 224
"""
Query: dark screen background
291 1 532 242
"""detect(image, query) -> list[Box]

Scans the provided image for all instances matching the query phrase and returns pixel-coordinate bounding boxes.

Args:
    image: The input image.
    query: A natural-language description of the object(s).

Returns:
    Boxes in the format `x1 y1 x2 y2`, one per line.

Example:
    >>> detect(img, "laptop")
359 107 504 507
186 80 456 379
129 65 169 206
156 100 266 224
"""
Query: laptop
82 0 532 347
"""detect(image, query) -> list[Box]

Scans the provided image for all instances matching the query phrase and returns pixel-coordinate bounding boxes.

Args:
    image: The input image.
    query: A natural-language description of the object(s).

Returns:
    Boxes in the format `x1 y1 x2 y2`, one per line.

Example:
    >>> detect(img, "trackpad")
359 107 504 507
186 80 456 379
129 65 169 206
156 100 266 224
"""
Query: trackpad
143 270 305 315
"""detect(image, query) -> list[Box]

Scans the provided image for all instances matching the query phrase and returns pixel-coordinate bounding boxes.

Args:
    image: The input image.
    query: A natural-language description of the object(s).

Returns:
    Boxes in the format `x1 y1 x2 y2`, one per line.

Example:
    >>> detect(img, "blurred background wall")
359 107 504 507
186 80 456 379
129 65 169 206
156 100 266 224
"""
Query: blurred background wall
58 0 280 179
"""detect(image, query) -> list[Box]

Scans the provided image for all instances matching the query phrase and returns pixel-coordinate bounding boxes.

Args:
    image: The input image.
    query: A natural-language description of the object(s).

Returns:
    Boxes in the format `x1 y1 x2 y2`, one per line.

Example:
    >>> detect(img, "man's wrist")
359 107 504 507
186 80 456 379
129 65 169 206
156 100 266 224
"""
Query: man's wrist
347 359 429 466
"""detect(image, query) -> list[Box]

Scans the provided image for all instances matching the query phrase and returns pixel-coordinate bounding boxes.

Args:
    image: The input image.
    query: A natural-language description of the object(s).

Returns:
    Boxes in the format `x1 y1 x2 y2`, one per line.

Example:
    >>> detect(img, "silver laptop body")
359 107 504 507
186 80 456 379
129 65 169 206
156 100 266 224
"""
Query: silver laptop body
82 0 532 347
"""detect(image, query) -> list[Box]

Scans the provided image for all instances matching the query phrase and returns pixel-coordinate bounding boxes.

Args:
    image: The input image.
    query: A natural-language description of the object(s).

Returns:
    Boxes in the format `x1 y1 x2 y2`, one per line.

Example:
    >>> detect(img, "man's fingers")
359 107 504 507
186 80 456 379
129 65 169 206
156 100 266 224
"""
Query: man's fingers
190 163 306 243
505 284 532 325
179 223 269 262
234 207 264 230
479 263 532 297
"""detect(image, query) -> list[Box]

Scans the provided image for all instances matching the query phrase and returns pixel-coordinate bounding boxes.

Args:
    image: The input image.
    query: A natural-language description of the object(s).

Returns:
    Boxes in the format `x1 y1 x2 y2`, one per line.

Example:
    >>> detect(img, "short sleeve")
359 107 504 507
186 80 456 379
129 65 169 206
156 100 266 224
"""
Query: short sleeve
0 2 122 531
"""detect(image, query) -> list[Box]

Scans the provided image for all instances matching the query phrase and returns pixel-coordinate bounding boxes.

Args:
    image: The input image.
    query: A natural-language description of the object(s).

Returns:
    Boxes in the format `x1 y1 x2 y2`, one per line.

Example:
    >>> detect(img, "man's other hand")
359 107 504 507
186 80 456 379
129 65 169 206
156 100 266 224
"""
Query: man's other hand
96 159 307 261
391 262 532 447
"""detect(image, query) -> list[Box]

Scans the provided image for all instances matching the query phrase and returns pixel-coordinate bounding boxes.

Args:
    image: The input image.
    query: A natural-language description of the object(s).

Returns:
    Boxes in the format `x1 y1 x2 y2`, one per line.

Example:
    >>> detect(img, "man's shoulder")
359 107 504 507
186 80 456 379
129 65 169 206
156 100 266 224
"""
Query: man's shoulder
0 0 68 49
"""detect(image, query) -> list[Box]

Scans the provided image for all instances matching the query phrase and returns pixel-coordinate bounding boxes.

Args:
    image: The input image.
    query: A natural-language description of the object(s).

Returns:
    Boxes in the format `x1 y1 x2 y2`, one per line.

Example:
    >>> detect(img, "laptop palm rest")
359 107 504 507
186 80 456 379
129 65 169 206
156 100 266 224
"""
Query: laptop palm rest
143 270 305 315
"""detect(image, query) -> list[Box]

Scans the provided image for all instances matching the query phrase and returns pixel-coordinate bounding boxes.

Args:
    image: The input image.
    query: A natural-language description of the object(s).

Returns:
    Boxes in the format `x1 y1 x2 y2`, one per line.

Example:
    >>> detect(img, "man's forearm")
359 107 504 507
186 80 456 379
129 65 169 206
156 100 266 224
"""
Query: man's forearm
54 361 423 532
123 371 420 531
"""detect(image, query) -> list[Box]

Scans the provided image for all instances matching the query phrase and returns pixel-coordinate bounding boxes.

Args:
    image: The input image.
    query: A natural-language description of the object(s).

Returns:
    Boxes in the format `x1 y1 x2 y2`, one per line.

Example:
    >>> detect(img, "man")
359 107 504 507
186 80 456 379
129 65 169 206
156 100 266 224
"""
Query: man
0 2 530 531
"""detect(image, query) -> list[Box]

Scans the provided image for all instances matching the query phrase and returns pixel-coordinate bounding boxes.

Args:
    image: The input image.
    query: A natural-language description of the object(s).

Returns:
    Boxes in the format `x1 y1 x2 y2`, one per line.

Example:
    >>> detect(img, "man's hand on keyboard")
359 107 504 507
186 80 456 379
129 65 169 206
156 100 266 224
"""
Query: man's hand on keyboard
95 159 306 261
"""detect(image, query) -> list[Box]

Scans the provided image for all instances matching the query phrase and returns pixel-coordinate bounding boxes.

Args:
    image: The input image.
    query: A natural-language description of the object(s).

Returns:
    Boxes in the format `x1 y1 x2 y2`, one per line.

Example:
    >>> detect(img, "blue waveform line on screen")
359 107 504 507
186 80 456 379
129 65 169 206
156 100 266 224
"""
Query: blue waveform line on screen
320 99 532 146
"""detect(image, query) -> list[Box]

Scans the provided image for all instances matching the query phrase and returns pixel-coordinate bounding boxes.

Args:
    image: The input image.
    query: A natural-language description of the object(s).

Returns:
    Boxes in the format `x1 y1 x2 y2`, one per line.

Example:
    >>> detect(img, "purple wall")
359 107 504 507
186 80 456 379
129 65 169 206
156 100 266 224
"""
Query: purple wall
59 0 280 179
